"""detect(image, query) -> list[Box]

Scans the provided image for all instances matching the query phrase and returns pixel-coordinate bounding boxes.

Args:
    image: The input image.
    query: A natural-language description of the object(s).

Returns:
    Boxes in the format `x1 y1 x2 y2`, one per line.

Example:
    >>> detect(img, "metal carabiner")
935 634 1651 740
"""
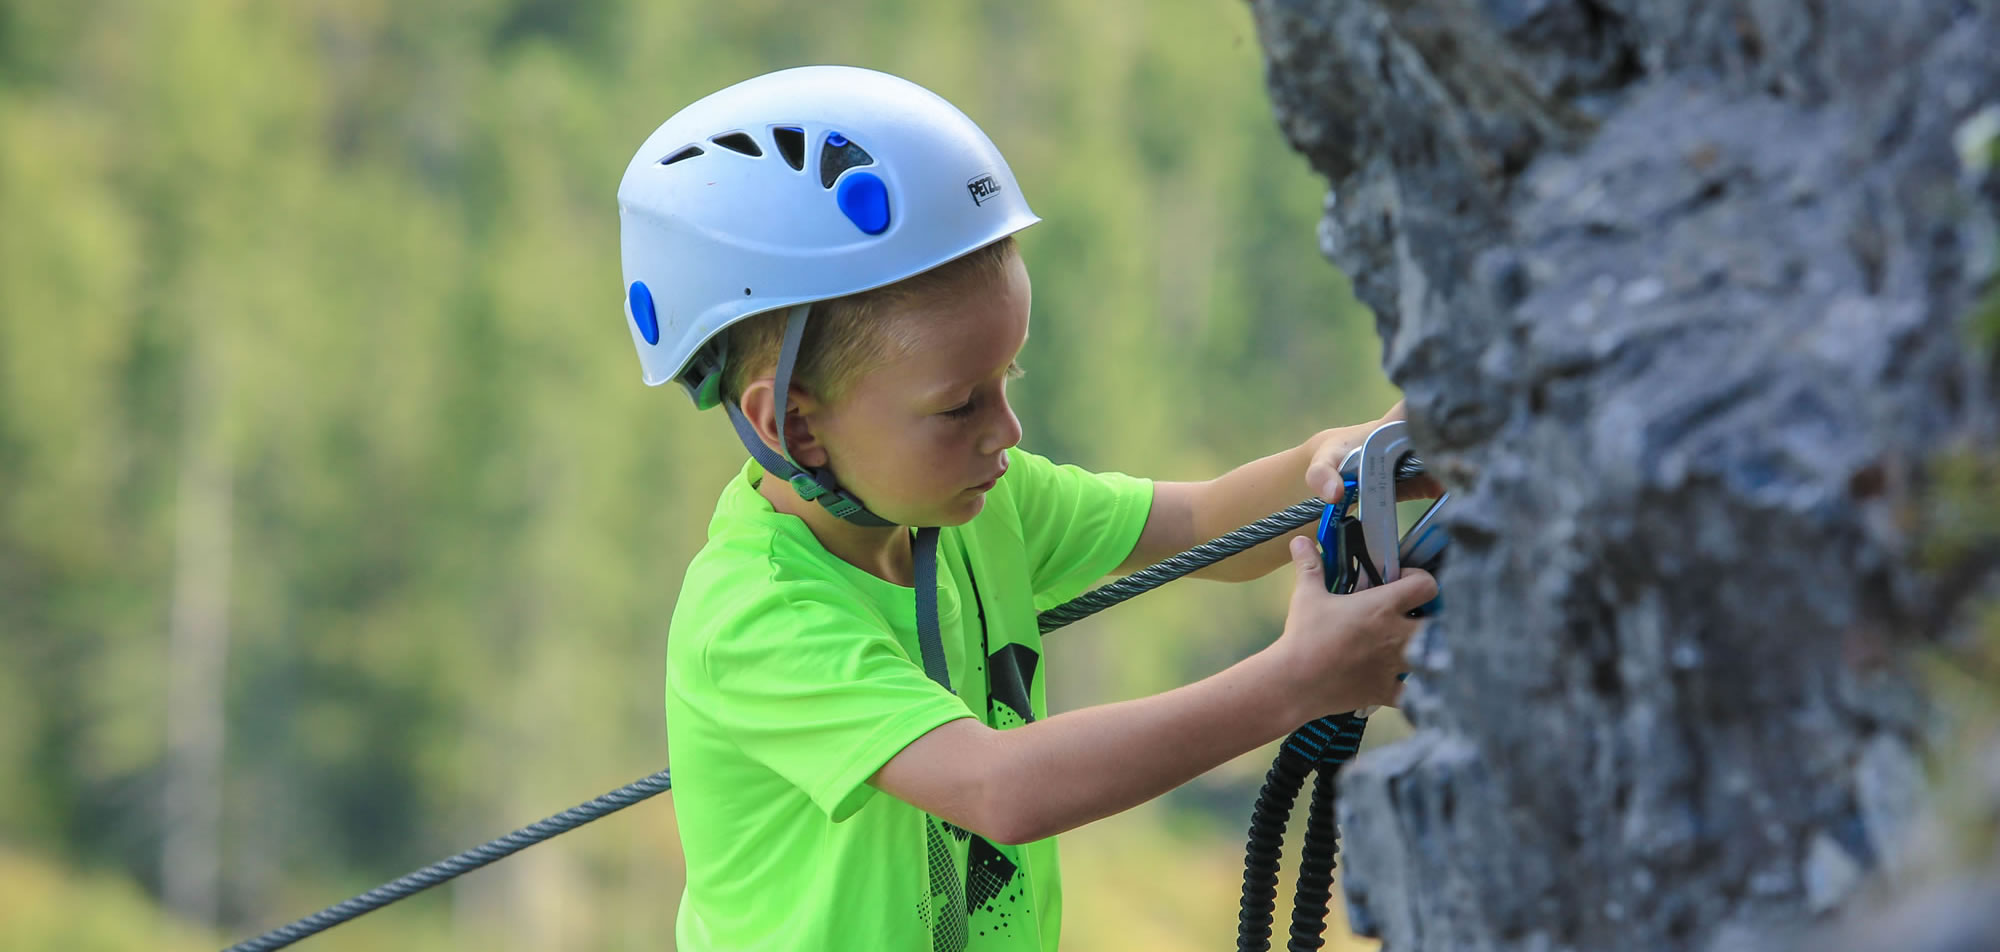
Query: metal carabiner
1317 420 1451 612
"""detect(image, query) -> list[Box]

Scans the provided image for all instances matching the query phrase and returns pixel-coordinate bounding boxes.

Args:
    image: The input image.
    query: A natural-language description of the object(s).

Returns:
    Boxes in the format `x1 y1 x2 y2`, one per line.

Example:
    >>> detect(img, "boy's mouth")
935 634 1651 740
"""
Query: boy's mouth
969 458 1008 492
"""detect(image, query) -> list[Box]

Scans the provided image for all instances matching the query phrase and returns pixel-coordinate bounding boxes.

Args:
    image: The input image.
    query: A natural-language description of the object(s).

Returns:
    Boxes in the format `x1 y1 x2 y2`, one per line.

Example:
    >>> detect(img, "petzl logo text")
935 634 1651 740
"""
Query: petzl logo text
966 174 1002 206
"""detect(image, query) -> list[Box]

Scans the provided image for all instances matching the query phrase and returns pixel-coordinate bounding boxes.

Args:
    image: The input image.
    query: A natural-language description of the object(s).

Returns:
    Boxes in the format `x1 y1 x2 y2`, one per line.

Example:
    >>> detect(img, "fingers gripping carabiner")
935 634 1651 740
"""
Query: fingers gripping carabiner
1315 420 1450 612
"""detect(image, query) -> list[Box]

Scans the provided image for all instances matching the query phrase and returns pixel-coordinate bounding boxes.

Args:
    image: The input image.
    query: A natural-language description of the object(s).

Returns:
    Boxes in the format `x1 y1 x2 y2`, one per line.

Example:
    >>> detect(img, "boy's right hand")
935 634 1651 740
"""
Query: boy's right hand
1274 535 1437 717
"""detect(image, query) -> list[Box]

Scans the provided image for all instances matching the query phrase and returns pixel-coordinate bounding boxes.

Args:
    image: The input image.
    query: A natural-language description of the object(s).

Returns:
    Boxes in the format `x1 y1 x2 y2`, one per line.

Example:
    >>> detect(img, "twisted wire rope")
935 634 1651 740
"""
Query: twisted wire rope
225 770 674 952
1040 454 1422 632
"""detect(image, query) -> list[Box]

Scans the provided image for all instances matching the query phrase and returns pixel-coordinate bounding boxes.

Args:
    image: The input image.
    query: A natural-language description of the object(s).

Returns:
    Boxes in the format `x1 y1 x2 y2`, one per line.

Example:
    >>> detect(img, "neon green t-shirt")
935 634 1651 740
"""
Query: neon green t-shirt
666 446 1153 951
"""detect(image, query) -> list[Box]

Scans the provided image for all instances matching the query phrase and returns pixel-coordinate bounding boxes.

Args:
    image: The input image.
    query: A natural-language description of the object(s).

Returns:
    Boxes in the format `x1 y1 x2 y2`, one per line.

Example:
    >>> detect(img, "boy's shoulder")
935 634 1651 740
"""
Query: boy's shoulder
669 448 1120 627
669 462 889 651
679 461 855 598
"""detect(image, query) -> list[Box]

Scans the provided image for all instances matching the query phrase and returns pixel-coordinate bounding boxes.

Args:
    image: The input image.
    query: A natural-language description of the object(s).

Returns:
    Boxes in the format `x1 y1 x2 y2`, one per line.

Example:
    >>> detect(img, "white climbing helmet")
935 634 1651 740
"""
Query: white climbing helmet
616 65 1041 406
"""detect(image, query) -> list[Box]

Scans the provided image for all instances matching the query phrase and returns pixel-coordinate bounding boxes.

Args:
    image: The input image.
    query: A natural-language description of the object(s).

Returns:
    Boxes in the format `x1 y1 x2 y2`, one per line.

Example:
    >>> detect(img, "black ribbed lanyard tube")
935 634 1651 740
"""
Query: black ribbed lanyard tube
1235 713 1369 952
1239 484 1370 952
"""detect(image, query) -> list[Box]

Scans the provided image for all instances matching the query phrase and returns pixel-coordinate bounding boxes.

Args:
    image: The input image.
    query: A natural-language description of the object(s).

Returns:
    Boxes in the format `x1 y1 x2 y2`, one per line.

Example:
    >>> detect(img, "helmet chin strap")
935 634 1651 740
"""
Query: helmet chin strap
724 304 895 528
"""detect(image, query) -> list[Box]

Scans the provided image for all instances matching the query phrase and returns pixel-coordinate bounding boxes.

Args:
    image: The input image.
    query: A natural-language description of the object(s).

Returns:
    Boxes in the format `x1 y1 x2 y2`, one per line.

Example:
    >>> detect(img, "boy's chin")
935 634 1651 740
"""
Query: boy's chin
875 488 989 529
954 494 988 522
913 493 986 528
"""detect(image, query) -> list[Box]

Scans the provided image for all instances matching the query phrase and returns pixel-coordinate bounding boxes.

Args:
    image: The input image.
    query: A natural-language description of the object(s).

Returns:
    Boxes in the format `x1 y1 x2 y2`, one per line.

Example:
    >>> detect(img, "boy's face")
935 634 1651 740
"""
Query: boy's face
802 251 1031 527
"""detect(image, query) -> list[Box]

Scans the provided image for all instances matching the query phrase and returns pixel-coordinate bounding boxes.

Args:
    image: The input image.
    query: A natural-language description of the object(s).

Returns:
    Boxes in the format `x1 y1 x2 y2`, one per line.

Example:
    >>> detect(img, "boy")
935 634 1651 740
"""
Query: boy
617 66 1436 951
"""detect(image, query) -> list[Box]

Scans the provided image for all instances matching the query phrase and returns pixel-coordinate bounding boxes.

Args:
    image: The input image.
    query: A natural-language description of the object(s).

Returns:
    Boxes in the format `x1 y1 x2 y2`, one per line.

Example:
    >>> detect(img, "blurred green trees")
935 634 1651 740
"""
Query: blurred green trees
0 0 1390 948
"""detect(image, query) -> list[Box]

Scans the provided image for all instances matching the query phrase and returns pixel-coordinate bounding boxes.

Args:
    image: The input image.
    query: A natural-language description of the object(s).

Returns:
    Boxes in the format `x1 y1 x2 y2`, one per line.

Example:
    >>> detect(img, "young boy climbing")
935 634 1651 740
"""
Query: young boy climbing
617 66 1437 951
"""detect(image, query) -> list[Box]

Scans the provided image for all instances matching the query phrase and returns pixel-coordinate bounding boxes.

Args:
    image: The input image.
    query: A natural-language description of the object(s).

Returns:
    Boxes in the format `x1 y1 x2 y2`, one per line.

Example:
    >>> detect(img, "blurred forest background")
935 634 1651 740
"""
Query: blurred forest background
0 0 1403 949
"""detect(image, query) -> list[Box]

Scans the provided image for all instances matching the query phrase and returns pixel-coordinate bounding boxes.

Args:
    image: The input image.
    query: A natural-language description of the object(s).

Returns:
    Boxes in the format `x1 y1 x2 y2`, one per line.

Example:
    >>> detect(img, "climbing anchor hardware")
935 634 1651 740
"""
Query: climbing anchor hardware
1239 419 1451 952
1320 420 1449 611
224 423 1445 952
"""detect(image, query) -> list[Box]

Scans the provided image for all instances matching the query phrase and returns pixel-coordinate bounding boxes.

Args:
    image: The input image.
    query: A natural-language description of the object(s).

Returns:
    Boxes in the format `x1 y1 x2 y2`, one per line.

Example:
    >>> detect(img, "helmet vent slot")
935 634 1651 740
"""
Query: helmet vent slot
819 132 875 188
772 126 806 170
710 132 762 157
660 145 704 166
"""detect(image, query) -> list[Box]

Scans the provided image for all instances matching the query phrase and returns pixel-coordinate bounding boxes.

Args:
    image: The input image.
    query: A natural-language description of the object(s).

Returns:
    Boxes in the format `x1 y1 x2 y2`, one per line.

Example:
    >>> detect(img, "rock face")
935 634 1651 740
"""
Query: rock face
1246 1 2000 949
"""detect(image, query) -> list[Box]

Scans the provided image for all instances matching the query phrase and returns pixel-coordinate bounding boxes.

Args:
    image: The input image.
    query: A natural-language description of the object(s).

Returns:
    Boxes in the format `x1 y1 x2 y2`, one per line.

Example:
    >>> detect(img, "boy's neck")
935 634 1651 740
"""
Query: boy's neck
757 474 915 586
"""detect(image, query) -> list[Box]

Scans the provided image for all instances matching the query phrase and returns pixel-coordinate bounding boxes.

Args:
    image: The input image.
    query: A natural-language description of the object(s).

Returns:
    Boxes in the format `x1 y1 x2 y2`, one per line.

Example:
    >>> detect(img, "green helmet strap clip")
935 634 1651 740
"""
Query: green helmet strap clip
788 472 826 501
692 369 724 410
683 338 728 410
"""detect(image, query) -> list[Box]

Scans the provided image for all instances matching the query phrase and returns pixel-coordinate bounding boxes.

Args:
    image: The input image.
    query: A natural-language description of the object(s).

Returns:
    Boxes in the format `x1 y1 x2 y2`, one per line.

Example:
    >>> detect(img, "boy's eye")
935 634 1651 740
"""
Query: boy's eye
941 399 977 419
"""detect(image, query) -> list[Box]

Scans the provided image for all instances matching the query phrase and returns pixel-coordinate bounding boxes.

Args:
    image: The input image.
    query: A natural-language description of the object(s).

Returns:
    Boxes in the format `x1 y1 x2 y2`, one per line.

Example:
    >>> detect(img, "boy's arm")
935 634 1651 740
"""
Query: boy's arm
871 542 1437 845
872 644 1306 845
1115 409 1393 582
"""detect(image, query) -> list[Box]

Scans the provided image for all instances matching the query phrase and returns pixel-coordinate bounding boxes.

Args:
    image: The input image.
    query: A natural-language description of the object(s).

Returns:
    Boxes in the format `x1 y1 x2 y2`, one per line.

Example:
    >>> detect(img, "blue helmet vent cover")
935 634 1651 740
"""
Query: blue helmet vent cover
836 172 892 235
629 281 660 345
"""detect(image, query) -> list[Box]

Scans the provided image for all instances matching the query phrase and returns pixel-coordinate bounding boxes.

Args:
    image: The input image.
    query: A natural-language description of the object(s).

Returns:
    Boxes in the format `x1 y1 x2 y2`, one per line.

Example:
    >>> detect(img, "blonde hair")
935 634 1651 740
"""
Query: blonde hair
722 236 1018 406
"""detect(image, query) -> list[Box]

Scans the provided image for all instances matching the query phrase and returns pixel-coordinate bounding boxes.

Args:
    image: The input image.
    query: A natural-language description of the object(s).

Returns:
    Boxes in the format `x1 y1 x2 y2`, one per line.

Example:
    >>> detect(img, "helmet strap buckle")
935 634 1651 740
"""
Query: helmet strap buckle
788 472 827 501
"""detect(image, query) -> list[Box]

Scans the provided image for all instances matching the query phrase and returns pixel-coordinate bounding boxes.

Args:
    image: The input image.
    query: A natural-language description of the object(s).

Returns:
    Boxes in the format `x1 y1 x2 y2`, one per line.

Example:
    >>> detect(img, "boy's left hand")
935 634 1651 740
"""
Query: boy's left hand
1305 400 1444 503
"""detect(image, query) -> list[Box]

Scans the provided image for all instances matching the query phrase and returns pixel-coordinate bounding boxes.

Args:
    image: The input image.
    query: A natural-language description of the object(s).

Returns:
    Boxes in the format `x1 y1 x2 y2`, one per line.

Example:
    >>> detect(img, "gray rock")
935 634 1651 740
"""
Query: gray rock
1248 1 2000 949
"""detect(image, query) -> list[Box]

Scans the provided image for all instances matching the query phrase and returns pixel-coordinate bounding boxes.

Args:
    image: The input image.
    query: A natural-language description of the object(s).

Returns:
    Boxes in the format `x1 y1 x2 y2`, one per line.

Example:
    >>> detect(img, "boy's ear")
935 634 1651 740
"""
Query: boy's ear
738 377 831 468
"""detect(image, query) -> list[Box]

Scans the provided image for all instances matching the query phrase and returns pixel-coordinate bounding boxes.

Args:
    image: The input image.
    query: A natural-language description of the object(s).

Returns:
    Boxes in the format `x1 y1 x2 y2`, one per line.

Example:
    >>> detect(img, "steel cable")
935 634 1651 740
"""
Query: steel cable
224 770 673 952
1039 455 1423 633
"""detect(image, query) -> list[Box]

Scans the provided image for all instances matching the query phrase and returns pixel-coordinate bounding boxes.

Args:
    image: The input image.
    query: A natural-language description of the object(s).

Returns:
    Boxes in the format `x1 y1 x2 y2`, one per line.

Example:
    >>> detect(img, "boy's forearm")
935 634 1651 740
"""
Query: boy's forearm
1189 421 1375 581
983 646 1309 844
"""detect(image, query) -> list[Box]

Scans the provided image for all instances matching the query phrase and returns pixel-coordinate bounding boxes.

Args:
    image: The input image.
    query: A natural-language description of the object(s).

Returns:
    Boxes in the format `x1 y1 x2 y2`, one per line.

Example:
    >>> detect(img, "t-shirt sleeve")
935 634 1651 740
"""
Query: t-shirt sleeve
697 584 975 821
1004 447 1155 612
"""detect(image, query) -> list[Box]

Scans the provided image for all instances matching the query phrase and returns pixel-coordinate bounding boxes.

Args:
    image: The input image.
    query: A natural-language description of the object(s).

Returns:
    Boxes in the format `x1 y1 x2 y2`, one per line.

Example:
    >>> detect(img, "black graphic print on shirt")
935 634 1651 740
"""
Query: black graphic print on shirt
986 643 1039 728
921 643 1042 948
965 835 1028 944
924 817 969 952
927 817 1034 950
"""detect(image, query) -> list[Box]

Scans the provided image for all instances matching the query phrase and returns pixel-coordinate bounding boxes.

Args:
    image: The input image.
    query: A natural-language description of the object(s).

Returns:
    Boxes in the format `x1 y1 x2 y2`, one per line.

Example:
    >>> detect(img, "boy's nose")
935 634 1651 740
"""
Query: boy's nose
983 399 1023 455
